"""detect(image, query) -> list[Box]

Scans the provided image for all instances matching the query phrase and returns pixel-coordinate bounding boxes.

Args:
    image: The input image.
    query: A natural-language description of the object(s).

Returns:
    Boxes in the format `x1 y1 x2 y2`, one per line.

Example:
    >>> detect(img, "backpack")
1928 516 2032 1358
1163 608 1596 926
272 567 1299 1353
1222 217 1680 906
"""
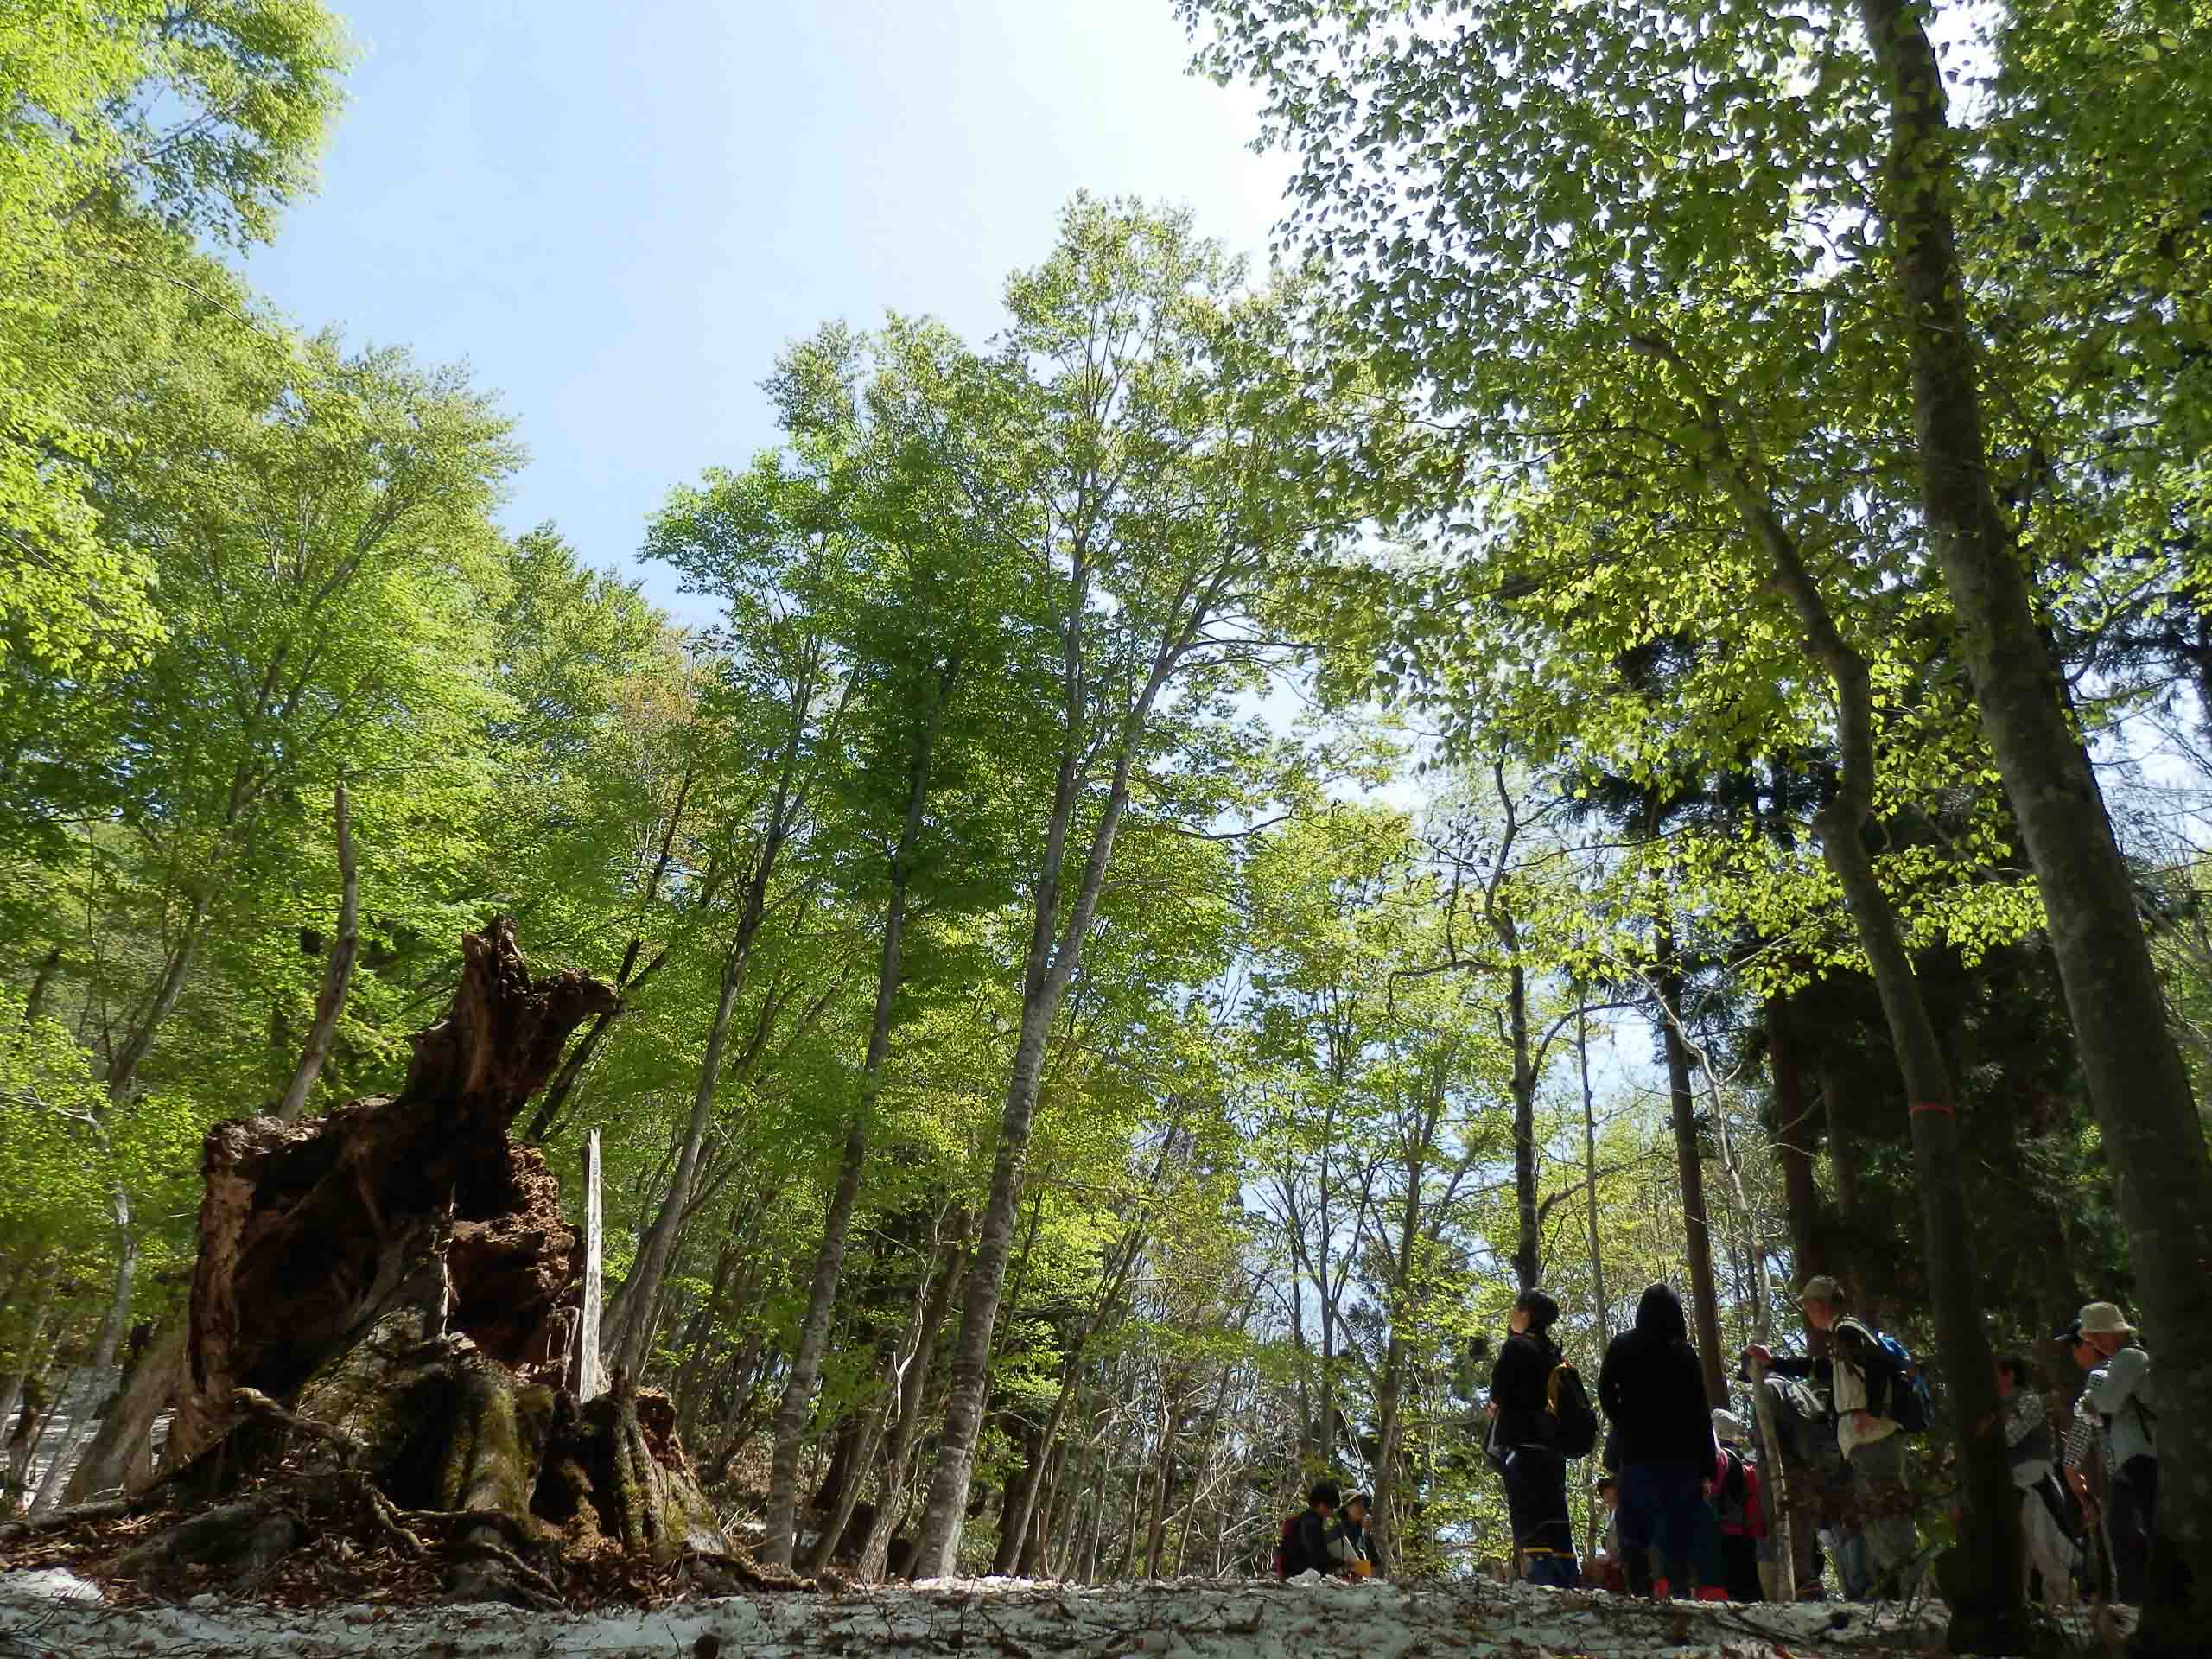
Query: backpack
1713 1448 1753 1534
1546 1360 1599 1459
2101 1355 2158 1453
1872 1332 1933 1433
1272 1512 1303 1579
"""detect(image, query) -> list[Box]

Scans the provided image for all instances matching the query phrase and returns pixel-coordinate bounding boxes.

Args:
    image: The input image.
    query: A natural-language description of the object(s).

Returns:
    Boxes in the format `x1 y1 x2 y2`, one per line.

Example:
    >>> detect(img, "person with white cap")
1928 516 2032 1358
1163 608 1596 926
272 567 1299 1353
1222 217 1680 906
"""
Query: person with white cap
1709 1407 1767 1601
2077 1300 2155 1603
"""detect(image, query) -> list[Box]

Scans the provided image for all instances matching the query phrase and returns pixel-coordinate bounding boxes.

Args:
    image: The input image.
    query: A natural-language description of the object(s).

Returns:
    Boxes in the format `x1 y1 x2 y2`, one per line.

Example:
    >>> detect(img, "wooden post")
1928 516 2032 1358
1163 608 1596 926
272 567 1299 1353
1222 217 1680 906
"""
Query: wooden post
575 1129 603 1402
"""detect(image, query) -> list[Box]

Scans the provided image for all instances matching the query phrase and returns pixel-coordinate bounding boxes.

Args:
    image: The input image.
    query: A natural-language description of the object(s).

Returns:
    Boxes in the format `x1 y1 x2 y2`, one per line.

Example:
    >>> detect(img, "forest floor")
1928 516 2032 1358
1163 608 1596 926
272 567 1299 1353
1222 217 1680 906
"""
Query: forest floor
0 1567 2118 1659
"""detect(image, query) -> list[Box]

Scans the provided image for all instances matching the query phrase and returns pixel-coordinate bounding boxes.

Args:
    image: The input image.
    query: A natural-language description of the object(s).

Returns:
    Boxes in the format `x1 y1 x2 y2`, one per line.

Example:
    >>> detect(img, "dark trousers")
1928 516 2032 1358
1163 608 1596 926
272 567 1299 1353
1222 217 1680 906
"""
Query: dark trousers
1502 1446 1580 1586
1618 1459 1706 1597
1721 1533 1764 1601
2110 1455 2157 1605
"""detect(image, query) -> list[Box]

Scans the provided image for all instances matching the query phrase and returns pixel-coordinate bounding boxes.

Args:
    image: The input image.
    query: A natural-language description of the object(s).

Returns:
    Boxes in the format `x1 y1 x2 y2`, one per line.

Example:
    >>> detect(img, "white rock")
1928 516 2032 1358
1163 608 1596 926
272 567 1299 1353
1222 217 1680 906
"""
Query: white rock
4 1568 102 1604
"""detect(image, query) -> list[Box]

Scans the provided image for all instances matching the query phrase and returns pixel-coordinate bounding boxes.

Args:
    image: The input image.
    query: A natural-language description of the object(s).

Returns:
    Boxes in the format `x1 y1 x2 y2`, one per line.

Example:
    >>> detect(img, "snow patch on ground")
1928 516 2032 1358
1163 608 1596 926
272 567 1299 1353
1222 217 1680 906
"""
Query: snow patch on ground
0 1569 2084 1657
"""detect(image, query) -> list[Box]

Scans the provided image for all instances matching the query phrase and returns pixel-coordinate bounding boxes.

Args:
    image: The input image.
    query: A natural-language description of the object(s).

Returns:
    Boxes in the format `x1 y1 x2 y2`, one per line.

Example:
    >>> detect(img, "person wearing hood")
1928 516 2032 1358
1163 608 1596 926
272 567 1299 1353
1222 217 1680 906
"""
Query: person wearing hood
1597 1283 1718 1599
1487 1288 1580 1586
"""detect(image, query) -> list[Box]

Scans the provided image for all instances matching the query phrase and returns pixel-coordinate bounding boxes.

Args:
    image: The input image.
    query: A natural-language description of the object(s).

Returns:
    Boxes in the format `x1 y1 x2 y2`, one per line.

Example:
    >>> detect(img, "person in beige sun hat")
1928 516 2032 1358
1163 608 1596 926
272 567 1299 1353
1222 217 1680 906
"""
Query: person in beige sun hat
2077 1301 2134 1339
2076 1300 2156 1604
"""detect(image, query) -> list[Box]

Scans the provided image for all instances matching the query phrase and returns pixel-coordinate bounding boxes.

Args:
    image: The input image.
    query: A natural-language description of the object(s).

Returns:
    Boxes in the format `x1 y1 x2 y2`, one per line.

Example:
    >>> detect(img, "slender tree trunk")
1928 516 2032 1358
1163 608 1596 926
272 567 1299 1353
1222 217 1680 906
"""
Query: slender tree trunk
1821 1072 1859 1225
1144 1382 1173 1578
1506 962 1541 1292
22 945 62 1027
604 950 743 1377
1654 926 1728 1408
1649 365 2021 1648
275 783 358 1122
30 1191 135 1515
527 763 696 1146
0 1264 60 1507
1022 1437 1066 1577
105 893 208 1102
1765 992 1827 1282
909 646 1170 1577
1856 4 2212 1643
766 666 952 1567
1578 999 1610 1345
858 1227 963 1581
56 1322 178 1505
1696 1056 1796 1604
993 1185 1154 1574
804 1252 930 1575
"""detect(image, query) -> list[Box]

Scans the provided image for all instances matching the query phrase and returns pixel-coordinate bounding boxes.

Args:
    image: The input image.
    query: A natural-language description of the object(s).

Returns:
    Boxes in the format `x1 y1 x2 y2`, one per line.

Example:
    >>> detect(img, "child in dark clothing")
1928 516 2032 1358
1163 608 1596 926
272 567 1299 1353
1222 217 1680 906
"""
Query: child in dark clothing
1489 1289 1581 1587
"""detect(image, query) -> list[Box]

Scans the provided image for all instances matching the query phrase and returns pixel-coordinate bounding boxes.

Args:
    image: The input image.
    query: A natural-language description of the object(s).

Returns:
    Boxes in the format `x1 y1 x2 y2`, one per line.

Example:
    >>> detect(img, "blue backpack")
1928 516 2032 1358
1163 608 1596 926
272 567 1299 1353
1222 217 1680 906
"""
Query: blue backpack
1873 1332 1934 1433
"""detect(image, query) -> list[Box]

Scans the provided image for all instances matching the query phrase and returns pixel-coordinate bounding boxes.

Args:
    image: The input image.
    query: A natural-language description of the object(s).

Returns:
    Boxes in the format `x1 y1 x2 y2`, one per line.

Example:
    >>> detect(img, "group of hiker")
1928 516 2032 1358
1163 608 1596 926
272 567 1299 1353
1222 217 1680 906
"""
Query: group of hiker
1459 1276 2160 1605
1274 1482 1380 1579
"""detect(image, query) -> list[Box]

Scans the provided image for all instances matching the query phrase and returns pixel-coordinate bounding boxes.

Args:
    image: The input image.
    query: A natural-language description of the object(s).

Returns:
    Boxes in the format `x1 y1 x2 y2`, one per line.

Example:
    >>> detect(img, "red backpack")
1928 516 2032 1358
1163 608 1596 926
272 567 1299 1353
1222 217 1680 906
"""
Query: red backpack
1272 1512 1303 1578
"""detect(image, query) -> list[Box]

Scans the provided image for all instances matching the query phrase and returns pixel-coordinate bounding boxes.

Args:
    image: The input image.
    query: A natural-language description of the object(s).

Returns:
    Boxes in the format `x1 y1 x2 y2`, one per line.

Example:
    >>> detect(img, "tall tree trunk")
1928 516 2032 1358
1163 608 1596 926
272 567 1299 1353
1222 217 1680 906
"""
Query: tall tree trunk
857 1227 963 1581
29 1190 135 1515
1578 999 1610 1345
1506 961 1541 1291
909 639 1173 1578
22 944 62 1027
1856 4 2212 1643
1645 357 2021 1649
524 763 696 1147
804 1233 938 1575
604 947 746 1379
274 783 358 1122
105 893 208 1103
1765 992 1827 1282
0 1264 60 1507
992 1166 1154 1575
56 1323 177 1505
1654 925 1728 1408
765 664 953 1567
1022 1437 1067 1577
1143 1382 1174 1579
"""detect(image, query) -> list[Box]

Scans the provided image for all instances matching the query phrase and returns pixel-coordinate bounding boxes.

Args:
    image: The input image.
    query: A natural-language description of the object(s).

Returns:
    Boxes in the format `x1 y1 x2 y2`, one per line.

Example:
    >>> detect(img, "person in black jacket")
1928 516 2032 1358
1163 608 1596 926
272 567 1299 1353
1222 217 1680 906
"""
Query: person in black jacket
1283 1479 1352 1577
1489 1288 1580 1586
1598 1283 1716 1598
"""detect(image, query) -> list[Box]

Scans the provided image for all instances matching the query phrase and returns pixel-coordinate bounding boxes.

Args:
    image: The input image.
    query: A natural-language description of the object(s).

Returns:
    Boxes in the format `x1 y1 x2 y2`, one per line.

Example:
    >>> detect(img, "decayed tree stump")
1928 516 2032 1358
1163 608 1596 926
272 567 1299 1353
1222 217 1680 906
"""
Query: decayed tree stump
110 920 731 1605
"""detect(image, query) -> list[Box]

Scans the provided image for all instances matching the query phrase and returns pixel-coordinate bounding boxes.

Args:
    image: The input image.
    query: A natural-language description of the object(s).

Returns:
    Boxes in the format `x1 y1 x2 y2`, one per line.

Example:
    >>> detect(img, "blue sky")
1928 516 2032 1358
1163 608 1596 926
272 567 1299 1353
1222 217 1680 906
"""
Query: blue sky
245 0 1288 623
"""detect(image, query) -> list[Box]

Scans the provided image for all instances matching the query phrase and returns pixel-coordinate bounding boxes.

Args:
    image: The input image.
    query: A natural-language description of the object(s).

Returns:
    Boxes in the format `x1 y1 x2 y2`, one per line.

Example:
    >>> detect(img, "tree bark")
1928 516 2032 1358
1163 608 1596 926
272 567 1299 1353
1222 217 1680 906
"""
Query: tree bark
857 1227 963 1581
1855 3 2212 1643
1653 926 1728 1409
1578 999 1611 1346
22 944 62 1027
100 922 728 1605
604 670 830 1378
908 631 1180 1578
1638 348 2022 1648
1764 993 1827 1283
275 783 359 1122
1506 962 1541 1292
575 1129 604 1402
524 758 696 1147
29 1190 136 1516
764 661 954 1567
105 892 208 1103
